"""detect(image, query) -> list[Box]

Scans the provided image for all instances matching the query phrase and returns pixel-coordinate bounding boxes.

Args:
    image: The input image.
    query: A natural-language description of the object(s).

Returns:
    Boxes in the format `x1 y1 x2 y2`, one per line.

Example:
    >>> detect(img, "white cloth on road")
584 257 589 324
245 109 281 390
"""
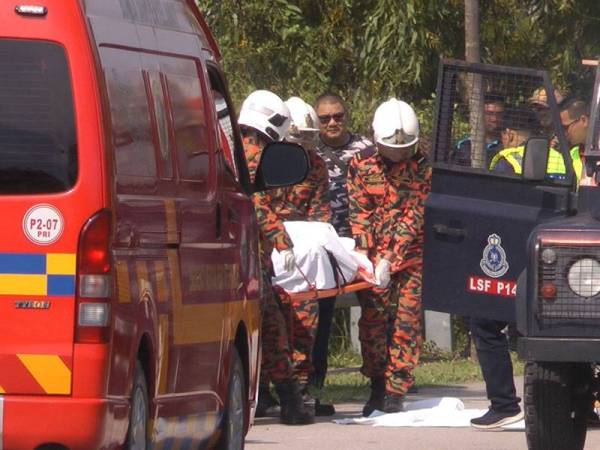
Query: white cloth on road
272 221 374 293
333 397 524 429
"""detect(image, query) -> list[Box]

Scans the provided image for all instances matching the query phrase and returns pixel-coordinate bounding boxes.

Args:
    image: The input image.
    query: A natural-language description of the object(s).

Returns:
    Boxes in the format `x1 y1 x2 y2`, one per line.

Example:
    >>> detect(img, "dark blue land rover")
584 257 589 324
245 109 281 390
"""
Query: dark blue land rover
424 59 600 450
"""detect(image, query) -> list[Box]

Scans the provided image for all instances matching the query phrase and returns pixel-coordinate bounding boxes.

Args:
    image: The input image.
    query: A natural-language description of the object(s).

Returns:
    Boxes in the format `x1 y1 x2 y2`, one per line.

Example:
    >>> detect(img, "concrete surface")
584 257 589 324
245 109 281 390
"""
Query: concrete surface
246 376 600 450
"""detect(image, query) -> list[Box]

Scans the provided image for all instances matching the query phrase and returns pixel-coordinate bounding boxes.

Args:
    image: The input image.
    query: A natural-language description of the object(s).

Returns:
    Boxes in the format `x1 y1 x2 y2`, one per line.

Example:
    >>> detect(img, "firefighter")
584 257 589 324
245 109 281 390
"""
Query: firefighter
277 96 331 401
238 89 313 425
312 93 374 393
283 96 336 415
347 98 431 416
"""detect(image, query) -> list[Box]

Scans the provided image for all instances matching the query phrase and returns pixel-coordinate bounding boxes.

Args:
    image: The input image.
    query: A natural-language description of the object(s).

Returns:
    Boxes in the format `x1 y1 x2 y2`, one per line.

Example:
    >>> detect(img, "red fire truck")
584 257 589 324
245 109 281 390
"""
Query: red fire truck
0 1 308 448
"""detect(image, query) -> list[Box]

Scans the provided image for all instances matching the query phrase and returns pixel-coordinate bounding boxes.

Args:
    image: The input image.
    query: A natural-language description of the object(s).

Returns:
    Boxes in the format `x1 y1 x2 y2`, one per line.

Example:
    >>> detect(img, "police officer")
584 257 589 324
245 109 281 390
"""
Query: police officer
312 94 374 394
451 93 505 167
347 98 430 416
560 98 594 185
238 90 314 425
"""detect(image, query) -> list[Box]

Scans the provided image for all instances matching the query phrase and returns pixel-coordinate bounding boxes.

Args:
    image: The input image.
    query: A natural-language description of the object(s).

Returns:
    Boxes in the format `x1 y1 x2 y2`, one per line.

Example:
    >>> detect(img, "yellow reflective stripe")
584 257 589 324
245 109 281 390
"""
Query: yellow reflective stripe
489 147 523 172
546 149 566 174
0 385 4 394
570 146 583 183
17 354 71 394
165 199 178 244
155 261 168 303
116 260 131 304
504 154 523 174
158 314 169 395
0 274 46 295
46 253 76 275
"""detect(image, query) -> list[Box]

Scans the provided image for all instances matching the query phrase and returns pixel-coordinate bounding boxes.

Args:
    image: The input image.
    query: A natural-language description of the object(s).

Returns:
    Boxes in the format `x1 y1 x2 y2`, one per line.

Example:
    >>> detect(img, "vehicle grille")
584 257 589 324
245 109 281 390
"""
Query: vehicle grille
537 245 600 328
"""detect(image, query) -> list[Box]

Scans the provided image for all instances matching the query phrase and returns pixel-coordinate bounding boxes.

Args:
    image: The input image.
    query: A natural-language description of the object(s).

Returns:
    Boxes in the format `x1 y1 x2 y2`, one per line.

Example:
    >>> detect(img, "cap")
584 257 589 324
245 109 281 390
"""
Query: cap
528 87 565 108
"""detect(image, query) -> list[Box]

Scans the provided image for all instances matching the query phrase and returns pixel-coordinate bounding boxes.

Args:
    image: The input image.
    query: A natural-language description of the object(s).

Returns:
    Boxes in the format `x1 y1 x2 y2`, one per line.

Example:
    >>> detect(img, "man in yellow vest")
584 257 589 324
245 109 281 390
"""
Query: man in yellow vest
489 104 586 184
560 98 594 186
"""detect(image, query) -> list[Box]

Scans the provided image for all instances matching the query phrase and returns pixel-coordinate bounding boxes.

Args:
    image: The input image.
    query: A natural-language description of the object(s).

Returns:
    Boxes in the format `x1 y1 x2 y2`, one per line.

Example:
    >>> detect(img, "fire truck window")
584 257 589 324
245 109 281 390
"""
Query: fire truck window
213 90 239 179
0 40 77 194
166 74 210 183
147 72 173 179
105 68 157 178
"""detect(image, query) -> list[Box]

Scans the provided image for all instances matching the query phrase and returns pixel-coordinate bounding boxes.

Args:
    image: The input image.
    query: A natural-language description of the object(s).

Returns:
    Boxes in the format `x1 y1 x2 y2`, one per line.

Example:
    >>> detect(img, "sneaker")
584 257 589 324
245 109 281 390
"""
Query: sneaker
383 393 404 413
470 408 524 429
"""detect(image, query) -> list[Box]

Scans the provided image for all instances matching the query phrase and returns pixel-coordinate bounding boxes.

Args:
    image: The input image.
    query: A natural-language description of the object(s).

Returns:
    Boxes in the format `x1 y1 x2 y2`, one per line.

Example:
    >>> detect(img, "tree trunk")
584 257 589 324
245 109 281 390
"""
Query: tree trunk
465 0 485 169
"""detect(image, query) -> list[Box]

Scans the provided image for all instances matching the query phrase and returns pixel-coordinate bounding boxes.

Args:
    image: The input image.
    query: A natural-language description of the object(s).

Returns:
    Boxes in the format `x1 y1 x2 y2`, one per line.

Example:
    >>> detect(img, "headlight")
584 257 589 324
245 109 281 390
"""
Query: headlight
568 258 600 297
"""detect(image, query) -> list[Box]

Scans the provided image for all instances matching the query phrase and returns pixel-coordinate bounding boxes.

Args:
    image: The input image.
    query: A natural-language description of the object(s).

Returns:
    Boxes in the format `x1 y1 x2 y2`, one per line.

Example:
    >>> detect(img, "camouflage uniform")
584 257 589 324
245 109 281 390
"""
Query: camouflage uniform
245 136 331 384
311 134 373 388
347 147 431 395
244 136 294 384
316 134 373 237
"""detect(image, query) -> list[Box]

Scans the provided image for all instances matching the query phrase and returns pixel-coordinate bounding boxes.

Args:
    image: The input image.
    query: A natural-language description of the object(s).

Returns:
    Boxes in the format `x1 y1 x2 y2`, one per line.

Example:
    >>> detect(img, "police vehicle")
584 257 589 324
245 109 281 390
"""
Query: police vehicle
424 59 600 450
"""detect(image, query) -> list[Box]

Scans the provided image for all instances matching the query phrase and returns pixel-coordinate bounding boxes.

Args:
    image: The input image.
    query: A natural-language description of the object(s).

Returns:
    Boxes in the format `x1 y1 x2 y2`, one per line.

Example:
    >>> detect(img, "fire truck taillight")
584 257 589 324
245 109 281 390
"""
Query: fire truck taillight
76 210 112 343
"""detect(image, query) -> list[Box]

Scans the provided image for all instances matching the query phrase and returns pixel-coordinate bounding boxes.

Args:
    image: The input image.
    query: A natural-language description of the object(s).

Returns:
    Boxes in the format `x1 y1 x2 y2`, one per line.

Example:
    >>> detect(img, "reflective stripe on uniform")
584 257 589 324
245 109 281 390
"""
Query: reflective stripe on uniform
489 145 581 183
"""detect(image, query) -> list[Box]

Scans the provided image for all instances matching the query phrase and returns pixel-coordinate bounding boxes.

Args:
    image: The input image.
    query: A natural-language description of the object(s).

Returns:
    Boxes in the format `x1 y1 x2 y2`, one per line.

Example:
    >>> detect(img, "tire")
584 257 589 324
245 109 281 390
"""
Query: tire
216 348 247 450
127 360 150 450
525 361 591 450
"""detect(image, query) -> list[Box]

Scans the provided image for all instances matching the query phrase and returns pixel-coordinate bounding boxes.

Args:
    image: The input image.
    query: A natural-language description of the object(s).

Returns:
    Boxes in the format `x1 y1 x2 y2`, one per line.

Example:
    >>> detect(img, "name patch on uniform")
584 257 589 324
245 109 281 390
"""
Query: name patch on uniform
467 276 516 298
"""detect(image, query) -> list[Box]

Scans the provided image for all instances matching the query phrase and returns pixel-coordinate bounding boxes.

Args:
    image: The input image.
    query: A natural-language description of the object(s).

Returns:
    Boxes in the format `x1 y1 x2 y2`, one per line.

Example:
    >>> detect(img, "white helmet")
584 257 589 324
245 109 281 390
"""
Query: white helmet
284 96 319 144
372 98 419 148
238 90 291 142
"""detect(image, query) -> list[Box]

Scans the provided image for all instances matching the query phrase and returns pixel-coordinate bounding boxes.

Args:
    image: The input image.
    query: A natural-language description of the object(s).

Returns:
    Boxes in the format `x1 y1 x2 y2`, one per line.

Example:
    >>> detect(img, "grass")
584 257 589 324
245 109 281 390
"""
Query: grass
317 345 525 404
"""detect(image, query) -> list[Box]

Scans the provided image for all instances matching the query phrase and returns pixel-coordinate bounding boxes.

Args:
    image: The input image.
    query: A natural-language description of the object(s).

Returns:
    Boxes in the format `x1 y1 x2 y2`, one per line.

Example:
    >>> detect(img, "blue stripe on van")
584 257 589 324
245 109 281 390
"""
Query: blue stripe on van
0 253 46 274
47 275 76 296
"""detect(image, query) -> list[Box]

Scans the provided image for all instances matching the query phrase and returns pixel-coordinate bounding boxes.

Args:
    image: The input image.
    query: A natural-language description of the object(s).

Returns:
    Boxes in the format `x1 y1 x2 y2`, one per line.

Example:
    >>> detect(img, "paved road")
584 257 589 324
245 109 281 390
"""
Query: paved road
246 377 600 450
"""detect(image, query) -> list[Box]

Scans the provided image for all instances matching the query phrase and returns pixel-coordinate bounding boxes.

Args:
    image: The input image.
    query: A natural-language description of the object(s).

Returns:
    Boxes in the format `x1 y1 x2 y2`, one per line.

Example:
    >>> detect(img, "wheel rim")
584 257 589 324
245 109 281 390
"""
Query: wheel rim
130 384 147 450
227 369 245 450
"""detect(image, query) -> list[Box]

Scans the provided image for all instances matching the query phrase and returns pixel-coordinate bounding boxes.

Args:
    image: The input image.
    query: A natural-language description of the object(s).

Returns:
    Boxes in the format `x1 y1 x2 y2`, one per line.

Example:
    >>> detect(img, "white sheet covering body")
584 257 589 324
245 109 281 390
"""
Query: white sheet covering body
271 221 373 293
333 397 525 429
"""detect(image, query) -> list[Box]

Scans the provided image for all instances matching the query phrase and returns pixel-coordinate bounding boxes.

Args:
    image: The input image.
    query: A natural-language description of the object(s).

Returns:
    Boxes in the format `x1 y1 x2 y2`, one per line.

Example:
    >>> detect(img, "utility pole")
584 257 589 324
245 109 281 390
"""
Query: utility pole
464 0 485 169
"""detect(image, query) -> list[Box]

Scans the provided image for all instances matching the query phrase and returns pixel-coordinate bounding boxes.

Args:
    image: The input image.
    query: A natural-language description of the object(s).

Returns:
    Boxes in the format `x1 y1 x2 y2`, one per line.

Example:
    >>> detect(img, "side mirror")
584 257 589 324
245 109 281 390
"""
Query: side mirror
254 141 309 191
522 138 550 181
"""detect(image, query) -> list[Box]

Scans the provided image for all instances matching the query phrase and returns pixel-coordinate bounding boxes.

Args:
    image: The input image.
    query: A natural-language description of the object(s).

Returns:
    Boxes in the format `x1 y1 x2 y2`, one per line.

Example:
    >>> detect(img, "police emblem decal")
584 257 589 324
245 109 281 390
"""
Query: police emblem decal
480 234 509 278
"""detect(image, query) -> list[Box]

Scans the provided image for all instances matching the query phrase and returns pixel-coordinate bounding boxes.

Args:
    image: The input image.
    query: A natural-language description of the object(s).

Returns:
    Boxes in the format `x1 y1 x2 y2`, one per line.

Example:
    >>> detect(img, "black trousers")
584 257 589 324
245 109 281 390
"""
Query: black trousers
311 296 336 388
470 317 521 413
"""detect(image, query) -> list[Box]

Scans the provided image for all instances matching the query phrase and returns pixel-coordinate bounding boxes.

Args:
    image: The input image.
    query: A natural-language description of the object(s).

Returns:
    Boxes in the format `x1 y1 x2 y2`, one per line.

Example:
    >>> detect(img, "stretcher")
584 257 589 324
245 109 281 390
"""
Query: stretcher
275 257 421 303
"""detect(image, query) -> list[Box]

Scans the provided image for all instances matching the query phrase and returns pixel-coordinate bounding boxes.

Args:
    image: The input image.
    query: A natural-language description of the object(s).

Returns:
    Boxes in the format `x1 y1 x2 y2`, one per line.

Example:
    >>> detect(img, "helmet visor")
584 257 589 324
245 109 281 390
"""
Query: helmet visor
380 129 417 147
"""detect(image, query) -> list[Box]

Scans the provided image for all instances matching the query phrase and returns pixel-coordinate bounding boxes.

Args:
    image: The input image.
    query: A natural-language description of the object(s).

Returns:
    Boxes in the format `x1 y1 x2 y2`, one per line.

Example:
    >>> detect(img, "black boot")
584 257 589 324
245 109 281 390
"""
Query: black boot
383 392 404 413
362 377 386 417
302 385 336 416
275 381 315 425
256 384 280 418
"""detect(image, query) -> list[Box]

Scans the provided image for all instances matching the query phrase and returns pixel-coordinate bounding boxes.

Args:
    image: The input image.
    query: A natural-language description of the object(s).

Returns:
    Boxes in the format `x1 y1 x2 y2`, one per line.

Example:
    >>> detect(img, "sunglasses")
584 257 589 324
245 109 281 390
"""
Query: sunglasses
318 112 345 124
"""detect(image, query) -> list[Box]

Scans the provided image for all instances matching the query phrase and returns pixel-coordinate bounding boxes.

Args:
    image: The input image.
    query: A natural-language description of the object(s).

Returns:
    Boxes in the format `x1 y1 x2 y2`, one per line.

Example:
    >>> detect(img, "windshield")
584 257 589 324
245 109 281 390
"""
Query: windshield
0 39 77 194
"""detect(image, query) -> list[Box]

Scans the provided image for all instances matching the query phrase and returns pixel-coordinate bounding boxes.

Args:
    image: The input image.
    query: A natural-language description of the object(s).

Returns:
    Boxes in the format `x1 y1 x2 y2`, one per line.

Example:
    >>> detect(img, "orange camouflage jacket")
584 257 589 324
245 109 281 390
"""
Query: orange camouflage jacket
243 136 331 259
347 147 431 273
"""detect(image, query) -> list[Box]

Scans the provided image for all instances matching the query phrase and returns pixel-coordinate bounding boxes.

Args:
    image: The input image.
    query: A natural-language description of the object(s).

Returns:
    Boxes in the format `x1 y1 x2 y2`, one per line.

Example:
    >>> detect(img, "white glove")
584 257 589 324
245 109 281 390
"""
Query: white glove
375 259 391 288
280 249 296 272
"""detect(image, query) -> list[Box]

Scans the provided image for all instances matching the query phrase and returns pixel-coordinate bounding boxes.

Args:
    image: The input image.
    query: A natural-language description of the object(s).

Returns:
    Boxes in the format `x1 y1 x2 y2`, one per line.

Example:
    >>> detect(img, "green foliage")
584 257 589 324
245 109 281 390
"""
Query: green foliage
197 0 600 139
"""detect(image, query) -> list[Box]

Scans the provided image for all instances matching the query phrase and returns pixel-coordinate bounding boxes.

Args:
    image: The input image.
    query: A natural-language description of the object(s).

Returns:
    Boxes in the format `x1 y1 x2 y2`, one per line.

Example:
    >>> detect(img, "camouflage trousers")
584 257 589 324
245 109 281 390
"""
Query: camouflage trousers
260 272 294 384
357 263 423 395
281 296 319 385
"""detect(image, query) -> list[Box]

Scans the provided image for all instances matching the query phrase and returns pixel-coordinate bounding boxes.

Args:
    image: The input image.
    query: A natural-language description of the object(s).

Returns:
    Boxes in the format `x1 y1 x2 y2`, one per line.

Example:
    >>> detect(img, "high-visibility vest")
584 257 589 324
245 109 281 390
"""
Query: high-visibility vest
489 145 582 183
